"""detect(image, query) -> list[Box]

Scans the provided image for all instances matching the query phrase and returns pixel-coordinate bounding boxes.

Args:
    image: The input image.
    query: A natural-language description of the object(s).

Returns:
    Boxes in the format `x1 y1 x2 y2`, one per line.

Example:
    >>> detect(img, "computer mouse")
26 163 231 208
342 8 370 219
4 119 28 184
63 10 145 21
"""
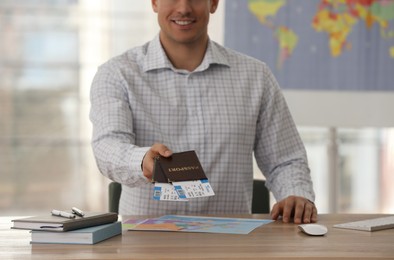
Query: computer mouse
298 224 328 236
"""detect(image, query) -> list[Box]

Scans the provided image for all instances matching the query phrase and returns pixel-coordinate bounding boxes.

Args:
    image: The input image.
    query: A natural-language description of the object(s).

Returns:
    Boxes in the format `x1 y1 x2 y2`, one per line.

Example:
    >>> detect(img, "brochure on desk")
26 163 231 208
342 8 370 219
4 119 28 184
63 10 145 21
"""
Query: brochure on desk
125 215 274 235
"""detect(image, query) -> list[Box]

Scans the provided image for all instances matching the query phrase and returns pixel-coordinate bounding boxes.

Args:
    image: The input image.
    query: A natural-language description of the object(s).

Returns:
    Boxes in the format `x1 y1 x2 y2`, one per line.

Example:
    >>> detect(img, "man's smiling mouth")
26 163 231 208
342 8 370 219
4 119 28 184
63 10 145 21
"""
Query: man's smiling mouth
173 20 194 25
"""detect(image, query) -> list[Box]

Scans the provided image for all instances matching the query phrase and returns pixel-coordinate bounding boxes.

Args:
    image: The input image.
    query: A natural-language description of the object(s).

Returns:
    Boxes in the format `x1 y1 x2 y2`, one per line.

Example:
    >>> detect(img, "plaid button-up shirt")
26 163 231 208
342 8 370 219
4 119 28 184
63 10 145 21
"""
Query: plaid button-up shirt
90 35 315 215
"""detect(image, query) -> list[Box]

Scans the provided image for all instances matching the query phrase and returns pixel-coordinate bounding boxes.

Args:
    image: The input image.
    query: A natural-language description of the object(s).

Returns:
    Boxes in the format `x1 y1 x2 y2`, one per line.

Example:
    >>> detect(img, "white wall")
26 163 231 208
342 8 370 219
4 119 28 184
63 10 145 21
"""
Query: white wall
284 91 394 128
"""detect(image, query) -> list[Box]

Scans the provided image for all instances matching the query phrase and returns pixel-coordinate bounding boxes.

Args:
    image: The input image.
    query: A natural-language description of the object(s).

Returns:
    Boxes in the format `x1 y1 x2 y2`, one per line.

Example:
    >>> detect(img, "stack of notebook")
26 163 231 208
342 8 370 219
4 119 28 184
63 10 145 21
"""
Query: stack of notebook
11 211 121 245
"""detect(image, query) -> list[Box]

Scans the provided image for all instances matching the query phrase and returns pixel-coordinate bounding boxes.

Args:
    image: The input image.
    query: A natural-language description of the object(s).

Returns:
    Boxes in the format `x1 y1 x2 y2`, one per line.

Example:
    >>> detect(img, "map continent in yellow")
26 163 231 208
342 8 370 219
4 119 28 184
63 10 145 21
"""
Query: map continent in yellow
248 0 297 68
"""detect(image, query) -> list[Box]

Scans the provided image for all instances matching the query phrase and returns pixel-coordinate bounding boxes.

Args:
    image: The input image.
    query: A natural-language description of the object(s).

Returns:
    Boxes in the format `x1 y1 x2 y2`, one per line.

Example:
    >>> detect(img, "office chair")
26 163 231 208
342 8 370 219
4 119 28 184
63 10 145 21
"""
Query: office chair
252 179 270 213
108 179 270 214
108 182 122 214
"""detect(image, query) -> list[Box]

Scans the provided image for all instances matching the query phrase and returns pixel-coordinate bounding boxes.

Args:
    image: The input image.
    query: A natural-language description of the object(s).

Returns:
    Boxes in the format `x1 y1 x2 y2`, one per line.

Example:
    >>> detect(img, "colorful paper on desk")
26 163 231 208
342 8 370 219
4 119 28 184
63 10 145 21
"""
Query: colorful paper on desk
125 215 274 235
121 218 147 230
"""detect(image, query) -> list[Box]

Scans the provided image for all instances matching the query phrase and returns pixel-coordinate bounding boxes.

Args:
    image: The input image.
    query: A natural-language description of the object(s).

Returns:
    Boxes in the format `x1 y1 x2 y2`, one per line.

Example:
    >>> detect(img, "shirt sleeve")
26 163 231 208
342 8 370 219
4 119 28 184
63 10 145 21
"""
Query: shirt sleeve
89 62 150 187
253 64 315 202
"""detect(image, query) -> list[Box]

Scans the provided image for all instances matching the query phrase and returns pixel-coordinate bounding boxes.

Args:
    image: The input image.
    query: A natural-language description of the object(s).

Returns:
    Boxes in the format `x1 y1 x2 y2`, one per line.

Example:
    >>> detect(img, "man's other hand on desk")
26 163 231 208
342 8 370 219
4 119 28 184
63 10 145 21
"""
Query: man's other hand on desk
271 196 318 224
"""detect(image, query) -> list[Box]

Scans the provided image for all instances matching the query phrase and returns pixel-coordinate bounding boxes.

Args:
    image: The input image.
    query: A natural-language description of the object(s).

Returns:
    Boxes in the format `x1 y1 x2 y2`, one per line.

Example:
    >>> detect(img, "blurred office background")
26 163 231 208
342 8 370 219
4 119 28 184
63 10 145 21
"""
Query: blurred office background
1 0 393 215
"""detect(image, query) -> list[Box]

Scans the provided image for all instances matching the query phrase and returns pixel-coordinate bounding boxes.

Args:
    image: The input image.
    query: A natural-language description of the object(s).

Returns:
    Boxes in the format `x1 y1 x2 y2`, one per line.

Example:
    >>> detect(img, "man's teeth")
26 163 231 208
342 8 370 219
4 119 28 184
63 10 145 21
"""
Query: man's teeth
175 20 192 25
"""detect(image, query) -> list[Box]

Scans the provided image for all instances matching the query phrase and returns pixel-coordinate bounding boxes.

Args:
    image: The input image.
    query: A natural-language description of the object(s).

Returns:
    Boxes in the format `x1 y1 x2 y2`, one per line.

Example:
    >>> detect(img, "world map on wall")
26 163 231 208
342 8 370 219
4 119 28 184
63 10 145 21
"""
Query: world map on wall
224 0 394 91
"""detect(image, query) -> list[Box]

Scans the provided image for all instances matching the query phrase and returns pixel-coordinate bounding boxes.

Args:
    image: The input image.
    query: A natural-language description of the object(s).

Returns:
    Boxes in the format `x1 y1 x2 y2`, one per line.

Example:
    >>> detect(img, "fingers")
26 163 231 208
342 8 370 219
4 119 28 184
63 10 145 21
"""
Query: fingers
270 203 281 221
152 143 173 157
293 198 306 224
142 143 172 179
283 198 296 223
270 196 318 224
300 200 318 223
270 197 296 223
309 202 318 223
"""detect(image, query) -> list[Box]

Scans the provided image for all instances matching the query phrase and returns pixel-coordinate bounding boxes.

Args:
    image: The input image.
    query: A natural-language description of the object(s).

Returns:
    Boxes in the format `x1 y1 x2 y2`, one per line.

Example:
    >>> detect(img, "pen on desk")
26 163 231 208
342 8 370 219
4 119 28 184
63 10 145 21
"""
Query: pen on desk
71 207 85 217
51 209 76 219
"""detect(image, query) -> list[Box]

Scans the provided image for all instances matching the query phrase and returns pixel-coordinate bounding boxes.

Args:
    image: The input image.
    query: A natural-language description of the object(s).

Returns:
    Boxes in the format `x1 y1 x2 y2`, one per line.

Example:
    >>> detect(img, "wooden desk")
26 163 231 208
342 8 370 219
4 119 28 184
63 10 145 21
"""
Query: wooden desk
1 214 394 259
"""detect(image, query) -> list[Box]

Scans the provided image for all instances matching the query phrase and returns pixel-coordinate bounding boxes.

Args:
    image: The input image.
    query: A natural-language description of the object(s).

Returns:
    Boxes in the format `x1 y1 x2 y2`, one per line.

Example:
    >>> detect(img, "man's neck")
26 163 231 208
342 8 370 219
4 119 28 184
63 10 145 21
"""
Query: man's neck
160 35 209 72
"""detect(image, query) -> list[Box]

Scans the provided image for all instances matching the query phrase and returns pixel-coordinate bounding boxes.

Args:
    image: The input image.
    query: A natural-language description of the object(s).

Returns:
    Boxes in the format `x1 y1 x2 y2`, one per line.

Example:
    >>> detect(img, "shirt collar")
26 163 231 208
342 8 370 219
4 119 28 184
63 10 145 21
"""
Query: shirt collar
142 34 230 73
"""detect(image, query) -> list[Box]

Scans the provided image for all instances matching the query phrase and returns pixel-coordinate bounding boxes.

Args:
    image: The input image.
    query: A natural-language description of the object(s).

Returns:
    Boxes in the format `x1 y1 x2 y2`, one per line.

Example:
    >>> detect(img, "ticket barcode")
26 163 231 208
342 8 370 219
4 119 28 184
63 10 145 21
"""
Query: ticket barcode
174 186 187 199
154 190 161 197
153 186 162 200
177 189 186 197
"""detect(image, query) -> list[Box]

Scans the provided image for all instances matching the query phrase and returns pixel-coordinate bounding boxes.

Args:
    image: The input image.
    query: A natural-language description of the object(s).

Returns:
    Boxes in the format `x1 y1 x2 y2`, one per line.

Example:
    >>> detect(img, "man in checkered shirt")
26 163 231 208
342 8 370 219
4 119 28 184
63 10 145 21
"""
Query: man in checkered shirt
90 0 317 224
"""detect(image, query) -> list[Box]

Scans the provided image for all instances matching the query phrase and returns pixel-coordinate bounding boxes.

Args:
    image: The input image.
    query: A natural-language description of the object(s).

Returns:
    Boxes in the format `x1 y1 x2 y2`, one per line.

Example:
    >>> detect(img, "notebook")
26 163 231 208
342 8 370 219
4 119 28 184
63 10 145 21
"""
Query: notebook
30 221 122 244
11 211 118 232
